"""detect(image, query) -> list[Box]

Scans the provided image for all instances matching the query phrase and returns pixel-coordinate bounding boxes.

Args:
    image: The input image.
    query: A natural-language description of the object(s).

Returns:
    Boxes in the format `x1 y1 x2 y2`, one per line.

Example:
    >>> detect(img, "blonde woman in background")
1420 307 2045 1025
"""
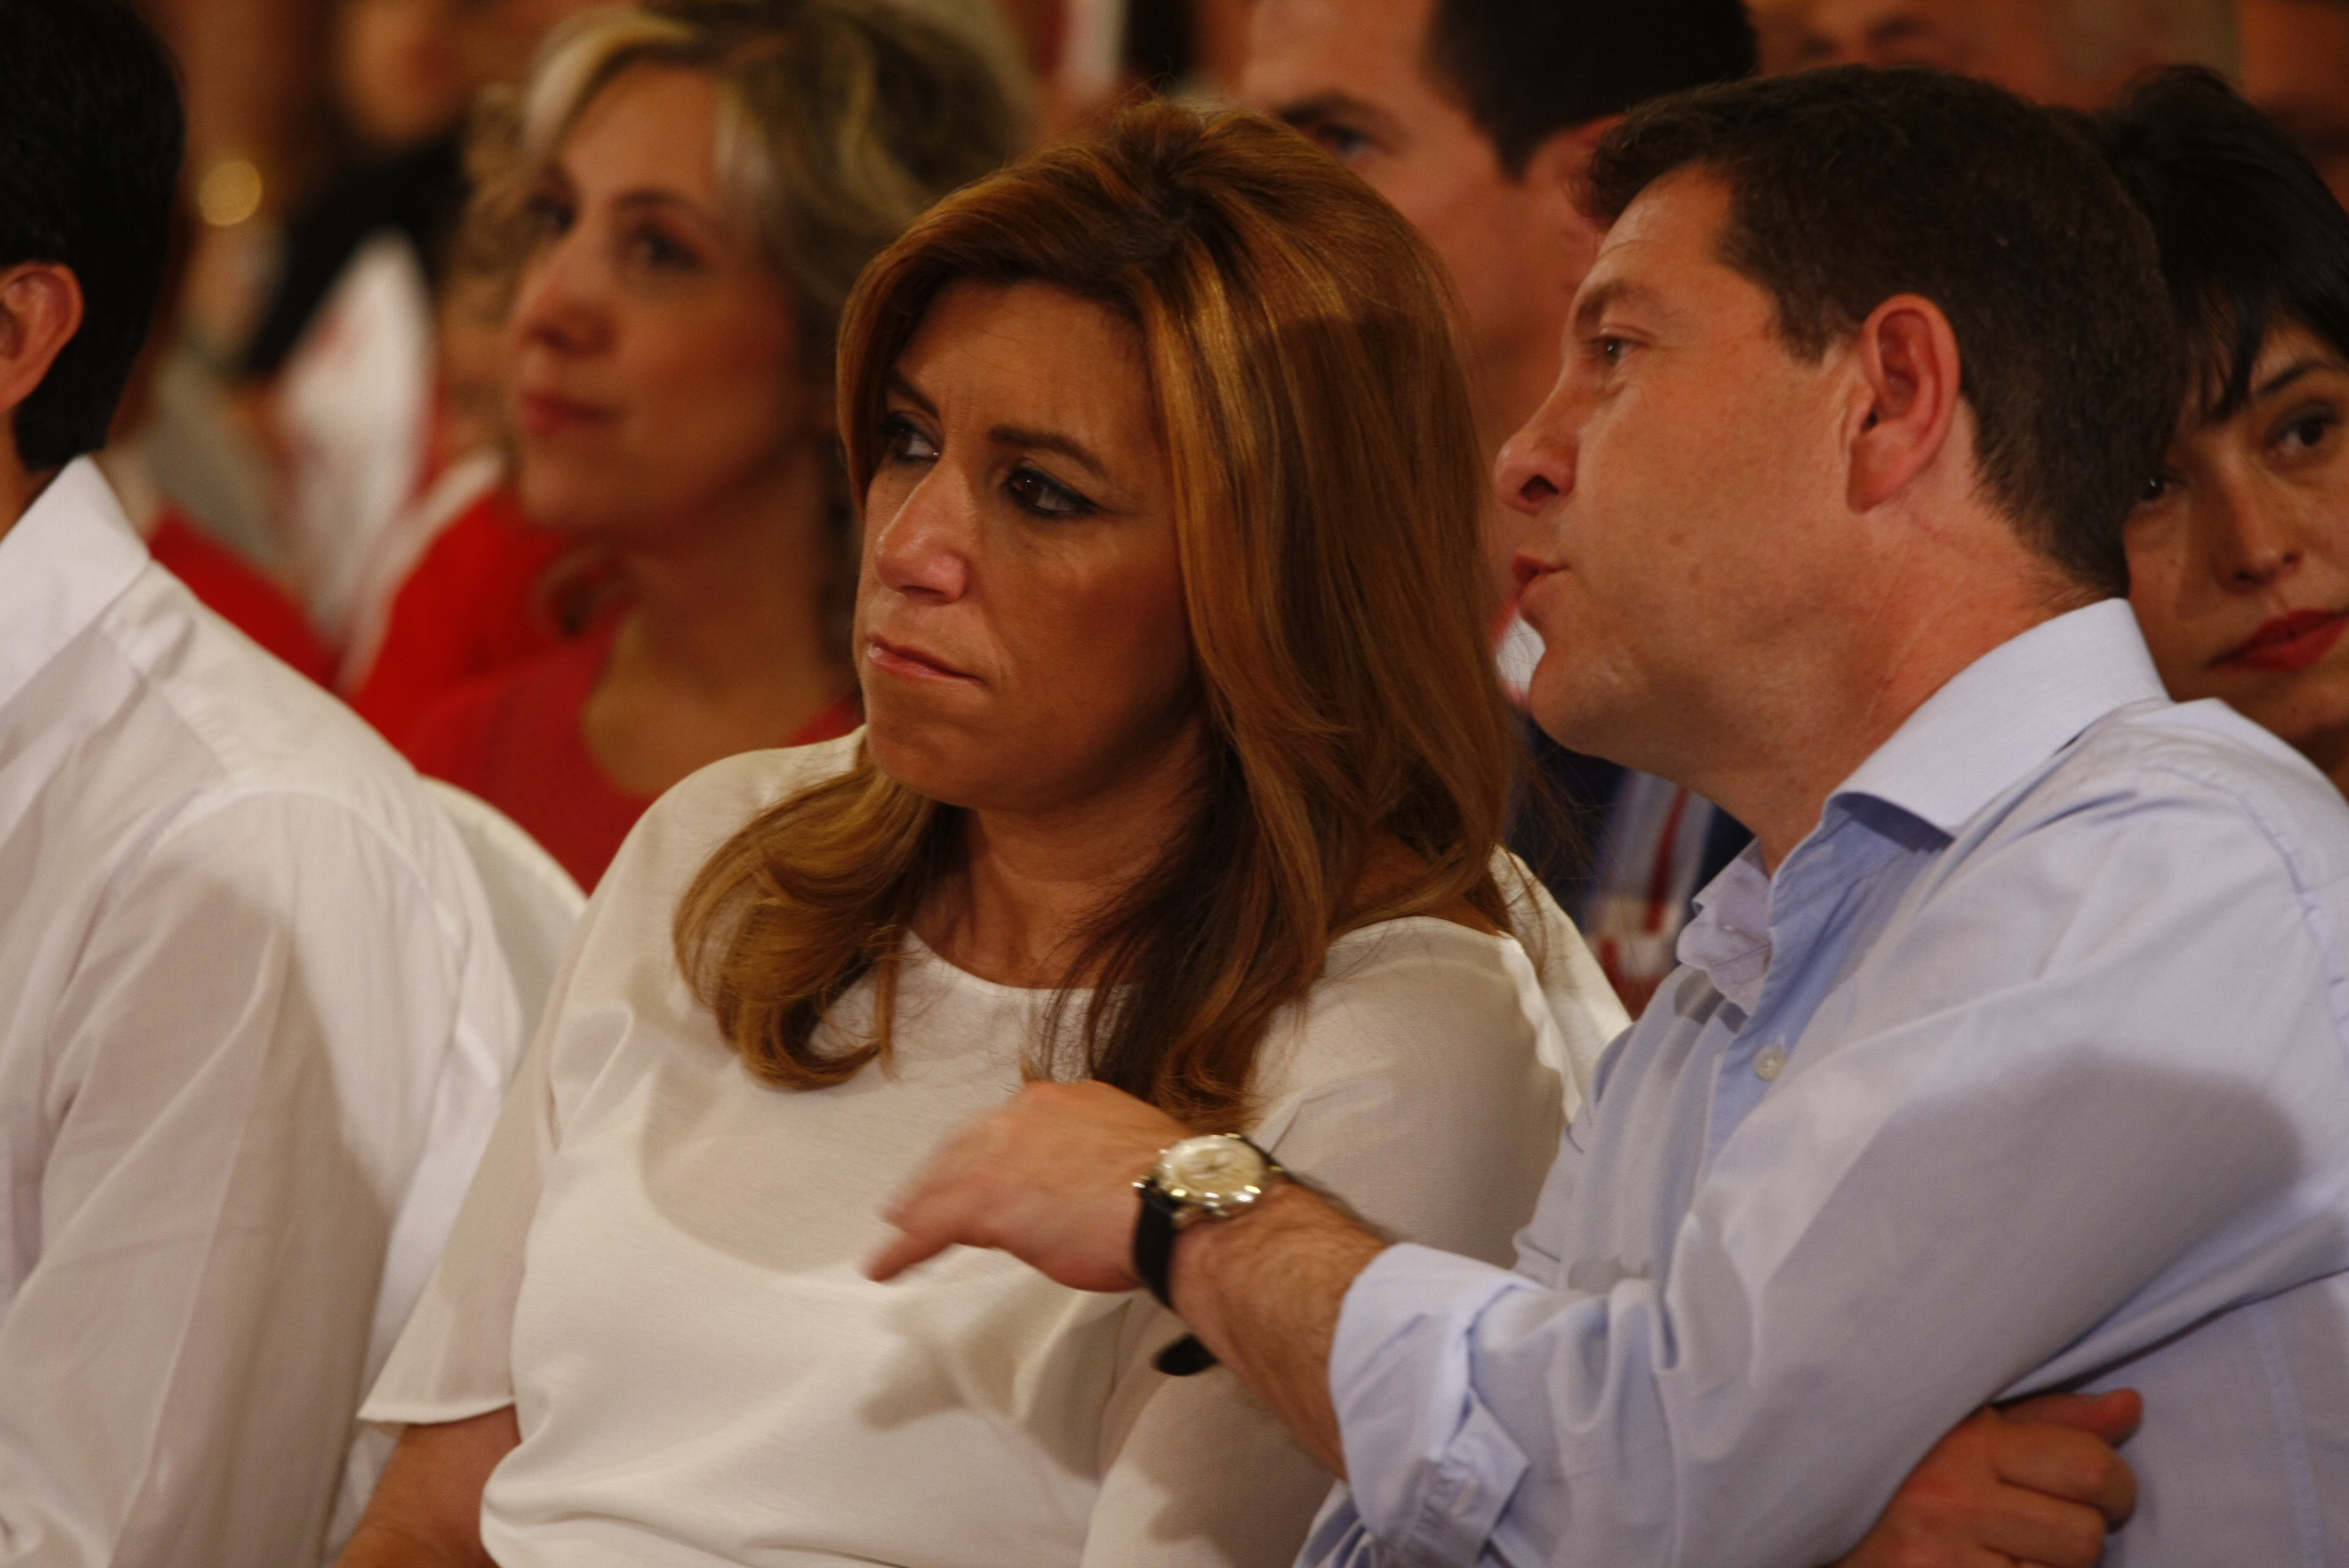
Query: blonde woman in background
390 0 1024 888
340 102 1625 1566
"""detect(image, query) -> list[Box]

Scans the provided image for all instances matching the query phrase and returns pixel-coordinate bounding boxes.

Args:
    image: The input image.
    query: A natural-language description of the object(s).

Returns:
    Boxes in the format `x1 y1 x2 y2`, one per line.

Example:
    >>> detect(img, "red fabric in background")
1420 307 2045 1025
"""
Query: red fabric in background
401 620 862 890
147 508 336 686
350 485 573 743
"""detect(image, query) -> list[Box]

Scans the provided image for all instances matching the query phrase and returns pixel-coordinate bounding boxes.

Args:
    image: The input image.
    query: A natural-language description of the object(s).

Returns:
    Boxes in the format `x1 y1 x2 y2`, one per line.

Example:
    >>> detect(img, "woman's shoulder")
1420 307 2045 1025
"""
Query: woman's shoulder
1317 853 1604 998
656 727 867 823
541 731 873 1088
597 730 869 901
1270 852 1626 1118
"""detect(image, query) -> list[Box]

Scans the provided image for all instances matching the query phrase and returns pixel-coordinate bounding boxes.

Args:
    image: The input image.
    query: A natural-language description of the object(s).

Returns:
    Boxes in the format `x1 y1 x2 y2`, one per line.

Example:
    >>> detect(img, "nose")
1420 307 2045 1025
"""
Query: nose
1493 384 1579 520
868 467 974 604
511 229 610 359
2203 471 2304 591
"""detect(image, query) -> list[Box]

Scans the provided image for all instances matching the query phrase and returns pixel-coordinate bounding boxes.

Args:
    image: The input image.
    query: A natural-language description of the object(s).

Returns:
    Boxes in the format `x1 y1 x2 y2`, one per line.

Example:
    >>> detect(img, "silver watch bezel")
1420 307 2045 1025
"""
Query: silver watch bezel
1149 1133 1280 1224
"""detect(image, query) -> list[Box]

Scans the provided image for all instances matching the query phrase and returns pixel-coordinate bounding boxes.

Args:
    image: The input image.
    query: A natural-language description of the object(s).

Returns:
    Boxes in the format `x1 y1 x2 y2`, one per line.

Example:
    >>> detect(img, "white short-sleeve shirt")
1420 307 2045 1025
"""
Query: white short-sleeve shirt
367 735 1623 1566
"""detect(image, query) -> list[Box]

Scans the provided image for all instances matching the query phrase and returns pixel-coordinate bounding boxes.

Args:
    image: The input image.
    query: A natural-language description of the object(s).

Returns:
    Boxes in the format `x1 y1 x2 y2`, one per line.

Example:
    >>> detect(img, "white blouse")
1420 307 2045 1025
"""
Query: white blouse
366 736 1625 1567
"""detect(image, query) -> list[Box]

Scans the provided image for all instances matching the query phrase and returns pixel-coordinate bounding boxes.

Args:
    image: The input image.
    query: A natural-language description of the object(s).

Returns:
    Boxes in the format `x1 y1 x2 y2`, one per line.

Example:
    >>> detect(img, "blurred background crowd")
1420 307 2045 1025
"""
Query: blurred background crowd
110 0 2349 907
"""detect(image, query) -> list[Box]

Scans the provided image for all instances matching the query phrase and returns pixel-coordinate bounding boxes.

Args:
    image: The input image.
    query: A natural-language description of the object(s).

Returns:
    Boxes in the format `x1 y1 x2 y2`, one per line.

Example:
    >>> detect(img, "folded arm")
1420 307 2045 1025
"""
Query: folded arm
875 1081 2143 1567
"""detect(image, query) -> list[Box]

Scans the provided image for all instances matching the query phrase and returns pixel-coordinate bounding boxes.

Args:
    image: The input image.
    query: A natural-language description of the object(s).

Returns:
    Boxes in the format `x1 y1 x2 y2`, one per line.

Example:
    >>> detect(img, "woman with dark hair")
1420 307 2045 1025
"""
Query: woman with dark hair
2095 68 2349 792
338 102 1622 1566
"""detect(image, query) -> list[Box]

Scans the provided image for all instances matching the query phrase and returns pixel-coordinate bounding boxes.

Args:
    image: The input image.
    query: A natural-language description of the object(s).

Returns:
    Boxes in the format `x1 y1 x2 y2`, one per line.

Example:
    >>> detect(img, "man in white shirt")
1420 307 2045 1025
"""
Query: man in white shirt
875 68 2349 1563
0 3 525 1561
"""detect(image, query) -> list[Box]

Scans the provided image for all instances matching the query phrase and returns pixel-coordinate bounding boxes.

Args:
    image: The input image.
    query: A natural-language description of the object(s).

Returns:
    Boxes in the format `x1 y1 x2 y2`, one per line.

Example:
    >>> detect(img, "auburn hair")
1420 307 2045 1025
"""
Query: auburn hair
676 103 1522 1129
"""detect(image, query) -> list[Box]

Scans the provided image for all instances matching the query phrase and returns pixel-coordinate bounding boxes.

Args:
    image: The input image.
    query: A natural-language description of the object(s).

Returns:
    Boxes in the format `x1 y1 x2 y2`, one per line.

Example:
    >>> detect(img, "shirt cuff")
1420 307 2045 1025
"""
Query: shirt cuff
1330 1243 1535 1567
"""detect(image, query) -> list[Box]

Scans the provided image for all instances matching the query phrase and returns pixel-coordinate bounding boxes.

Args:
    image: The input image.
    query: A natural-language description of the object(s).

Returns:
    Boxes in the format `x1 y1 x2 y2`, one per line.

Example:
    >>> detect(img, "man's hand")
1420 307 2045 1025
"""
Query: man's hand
873 1080 1384 1475
868 1080 1188 1291
1836 1390 2142 1567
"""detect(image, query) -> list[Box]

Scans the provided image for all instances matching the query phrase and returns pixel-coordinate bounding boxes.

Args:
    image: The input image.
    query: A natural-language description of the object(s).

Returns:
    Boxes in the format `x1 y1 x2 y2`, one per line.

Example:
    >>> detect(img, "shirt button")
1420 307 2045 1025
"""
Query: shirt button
1754 1045 1788 1082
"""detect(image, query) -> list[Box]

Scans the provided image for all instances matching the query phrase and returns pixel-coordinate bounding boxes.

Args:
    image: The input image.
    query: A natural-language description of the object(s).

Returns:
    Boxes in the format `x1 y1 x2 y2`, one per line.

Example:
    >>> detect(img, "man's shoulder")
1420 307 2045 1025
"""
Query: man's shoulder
70 565 474 892
2022 696 2349 891
1856 693 2349 1032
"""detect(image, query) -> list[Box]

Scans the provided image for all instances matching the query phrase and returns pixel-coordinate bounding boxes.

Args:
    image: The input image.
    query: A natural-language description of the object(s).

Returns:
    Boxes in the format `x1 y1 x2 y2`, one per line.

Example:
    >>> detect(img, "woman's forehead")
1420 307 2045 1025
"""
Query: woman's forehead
555 65 720 190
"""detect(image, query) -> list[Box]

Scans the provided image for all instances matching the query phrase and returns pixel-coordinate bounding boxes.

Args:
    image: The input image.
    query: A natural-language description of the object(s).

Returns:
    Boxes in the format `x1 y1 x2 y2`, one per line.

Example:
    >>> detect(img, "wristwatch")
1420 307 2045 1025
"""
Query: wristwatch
1132 1133 1286 1309
1132 1134 1286 1377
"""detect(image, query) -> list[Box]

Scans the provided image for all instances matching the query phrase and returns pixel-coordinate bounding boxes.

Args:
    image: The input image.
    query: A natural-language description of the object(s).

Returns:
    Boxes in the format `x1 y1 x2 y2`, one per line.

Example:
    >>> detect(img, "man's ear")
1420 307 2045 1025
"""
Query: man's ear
0 262 86 424
1846 294 1963 514
1518 115 1616 249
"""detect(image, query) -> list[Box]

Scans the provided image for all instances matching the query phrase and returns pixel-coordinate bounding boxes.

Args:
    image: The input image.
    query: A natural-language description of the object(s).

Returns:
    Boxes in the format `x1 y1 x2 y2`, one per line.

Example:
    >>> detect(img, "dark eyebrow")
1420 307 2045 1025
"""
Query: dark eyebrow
2254 357 2341 400
1573 279 1653 335
884 369 937 417
990 425 1109 480
881 373 1109 479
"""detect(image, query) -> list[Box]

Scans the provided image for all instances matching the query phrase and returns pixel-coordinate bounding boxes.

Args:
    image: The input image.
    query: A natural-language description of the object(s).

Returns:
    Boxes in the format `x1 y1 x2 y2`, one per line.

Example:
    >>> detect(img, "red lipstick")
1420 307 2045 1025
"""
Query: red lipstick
2218 610 2349 675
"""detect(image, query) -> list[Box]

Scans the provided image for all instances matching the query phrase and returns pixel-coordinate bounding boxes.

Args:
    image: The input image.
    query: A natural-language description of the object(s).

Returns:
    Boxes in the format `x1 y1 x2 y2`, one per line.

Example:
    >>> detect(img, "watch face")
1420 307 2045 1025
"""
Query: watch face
1161 1135 1270 1204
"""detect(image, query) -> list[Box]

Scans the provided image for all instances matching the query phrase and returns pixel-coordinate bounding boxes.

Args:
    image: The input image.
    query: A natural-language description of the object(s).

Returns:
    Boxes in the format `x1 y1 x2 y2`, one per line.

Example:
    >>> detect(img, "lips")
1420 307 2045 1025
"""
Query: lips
865 633 977 684
2217 609 2349 675
1510 550 1565 593
516 389 617 438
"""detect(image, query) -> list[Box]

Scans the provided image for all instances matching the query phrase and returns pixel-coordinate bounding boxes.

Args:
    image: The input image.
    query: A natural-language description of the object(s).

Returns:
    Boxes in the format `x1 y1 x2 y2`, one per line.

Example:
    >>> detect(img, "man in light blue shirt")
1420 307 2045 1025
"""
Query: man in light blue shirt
873 66 2349 1563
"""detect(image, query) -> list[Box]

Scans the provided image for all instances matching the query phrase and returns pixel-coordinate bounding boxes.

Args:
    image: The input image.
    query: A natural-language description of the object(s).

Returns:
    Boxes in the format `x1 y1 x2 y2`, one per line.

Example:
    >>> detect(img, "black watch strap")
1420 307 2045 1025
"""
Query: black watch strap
1134 1184 1220 1375
1132 1179 1185 1309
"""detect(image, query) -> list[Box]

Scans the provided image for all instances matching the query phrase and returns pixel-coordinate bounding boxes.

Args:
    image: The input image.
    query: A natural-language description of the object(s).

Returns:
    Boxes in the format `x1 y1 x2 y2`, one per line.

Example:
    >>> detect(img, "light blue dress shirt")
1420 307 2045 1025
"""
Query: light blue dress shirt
1300 601 2349 1566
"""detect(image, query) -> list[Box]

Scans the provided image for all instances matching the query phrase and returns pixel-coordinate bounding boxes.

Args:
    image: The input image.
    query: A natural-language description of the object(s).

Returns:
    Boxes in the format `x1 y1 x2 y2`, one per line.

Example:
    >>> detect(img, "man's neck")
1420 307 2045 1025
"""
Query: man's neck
1680 576 2089 874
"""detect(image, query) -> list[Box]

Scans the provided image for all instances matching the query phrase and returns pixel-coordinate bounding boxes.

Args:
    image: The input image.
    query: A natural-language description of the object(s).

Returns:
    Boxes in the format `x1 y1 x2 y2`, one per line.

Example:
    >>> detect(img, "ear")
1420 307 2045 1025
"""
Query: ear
1519 114 1615 226
0 262 86 427
1846 293 1963 514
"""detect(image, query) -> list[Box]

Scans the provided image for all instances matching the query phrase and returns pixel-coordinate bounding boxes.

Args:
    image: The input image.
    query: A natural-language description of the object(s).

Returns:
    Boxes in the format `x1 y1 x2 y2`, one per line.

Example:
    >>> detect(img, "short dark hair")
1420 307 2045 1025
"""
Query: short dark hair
1426 0 1757 175
0 0 184 471
2091 68 2349 425
1586 67 2180 597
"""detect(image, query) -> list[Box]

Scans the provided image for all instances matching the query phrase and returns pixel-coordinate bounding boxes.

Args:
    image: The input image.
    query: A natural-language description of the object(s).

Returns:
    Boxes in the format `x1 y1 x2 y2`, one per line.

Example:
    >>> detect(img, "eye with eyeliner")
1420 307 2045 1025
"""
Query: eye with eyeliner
1005 463 1096 519
878 411 939 467
2267 400 2341 468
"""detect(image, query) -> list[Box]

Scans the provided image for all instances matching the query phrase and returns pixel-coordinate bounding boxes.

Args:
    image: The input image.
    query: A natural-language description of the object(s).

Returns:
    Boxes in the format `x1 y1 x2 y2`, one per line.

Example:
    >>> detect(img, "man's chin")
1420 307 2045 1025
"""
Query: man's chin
1522 665 1652 771
1522 669 1608 756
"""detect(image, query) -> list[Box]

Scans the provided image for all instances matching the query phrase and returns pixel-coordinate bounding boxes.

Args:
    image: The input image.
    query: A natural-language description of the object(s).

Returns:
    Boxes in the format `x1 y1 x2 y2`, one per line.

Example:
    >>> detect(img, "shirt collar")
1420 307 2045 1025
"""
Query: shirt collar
1830 599 2166 837
0 458 150 716
1680 843 1773 1013
1674 599 2163 1013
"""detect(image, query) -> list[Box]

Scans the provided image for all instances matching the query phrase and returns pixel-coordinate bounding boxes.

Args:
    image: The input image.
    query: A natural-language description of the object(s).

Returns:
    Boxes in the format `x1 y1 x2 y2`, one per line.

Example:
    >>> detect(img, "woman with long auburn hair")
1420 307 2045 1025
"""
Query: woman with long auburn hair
339 102 1623 1566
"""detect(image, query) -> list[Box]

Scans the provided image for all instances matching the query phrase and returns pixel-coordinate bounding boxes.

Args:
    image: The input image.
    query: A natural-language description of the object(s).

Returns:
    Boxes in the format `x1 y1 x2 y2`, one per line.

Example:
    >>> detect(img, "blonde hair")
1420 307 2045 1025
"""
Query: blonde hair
676 104 1523 1130
466 0 1027 376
